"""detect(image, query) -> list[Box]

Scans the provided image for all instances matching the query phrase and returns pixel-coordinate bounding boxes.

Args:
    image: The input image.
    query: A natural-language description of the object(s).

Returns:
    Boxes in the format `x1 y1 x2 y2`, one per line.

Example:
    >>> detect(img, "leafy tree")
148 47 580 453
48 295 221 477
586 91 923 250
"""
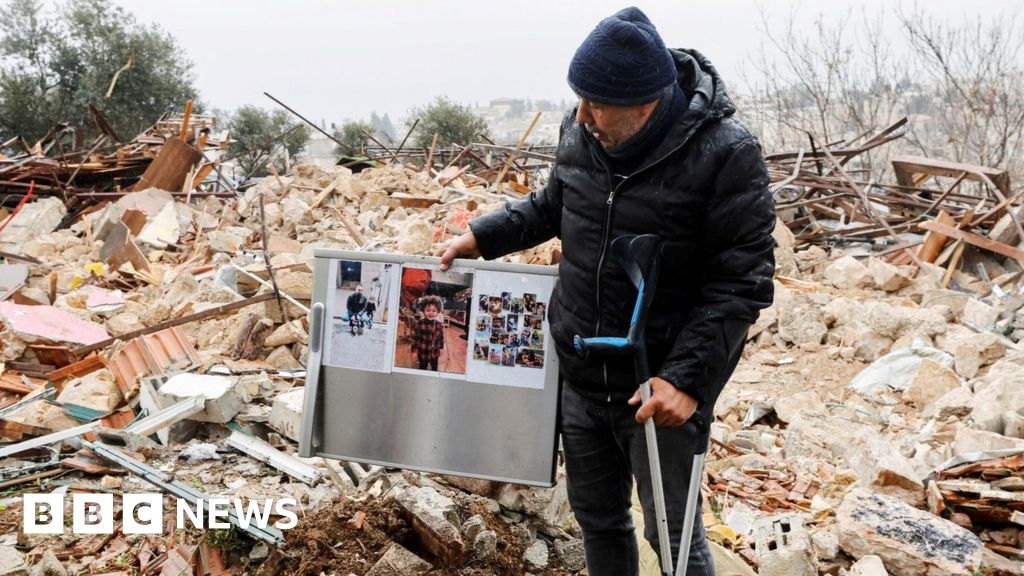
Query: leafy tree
408 96 489 147
332 120 373 154
0 0 198 143
226 105 309 178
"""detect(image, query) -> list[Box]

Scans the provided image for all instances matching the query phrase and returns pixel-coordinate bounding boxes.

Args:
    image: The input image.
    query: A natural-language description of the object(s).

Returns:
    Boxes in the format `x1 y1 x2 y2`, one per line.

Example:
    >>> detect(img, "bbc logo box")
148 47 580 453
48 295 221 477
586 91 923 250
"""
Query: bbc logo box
23 493 297 535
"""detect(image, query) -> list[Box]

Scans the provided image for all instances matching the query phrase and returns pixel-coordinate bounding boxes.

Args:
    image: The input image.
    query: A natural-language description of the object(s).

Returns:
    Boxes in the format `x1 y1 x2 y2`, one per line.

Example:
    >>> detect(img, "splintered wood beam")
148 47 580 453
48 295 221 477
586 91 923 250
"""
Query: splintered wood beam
892 155 1011 196
917 210 956 263
72 293 276 356
919 220 1024 261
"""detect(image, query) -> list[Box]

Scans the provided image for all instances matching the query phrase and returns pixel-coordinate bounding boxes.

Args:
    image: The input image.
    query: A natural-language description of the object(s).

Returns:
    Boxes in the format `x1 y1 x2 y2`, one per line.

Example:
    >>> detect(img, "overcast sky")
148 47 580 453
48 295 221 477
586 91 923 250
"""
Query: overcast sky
117 0 1021 125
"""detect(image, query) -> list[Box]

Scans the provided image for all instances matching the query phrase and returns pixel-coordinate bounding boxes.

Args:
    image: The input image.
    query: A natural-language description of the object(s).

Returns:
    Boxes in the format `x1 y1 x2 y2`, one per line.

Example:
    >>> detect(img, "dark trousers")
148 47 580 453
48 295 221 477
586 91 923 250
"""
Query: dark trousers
418 357 438 371
560 383 715 576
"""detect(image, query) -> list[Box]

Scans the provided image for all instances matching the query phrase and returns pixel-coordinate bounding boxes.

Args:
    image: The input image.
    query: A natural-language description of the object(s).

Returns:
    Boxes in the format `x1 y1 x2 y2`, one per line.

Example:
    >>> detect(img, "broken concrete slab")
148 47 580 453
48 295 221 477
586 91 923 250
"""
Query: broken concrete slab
0 545 29 576
268 387 305 442
136 201 181 249
158 373 242 423
0 302 109 346
393 485 465 566
0 264 29 298
225 430 322 485
364 544 432 576
0 197 66 253
84 289 126 316
837 488 983 576
952 427 1024 456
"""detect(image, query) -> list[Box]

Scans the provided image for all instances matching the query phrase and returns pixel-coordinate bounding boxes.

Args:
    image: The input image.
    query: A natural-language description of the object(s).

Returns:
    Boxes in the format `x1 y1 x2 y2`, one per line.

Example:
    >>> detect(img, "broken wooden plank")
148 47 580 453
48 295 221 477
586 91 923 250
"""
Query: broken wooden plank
72 292 275 356
918 220 1024 261
131 137 202 193
892 155 1011 196
917 210 957 263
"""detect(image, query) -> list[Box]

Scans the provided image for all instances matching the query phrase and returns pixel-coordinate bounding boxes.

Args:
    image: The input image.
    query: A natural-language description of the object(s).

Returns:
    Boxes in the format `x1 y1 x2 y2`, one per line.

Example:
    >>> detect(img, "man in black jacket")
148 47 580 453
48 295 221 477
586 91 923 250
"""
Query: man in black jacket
441 7 774 574
346 285 368 335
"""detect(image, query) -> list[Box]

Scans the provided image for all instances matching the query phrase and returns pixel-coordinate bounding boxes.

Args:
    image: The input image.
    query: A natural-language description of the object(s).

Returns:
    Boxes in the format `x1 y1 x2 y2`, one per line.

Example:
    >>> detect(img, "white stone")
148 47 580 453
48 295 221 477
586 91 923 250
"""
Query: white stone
811 527 839 561
774 390 823 424
158 373 242 423
962 298 1000 331
952 427 1024 457
136 201 181 249
943 331 1005 379
848 554 889 576
269 388 306 442
56 369 123 413
264 320 307 347
903 359 960 411
207 229 247 254
523 540 549 570
837 488 983 576
0 545 28 576
867 259 910 292
824 255 872 290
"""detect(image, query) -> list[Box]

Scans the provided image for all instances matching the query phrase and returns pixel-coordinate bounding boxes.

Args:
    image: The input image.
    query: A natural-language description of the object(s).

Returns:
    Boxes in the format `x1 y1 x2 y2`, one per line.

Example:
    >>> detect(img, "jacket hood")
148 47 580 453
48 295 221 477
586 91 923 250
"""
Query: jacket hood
670 48 736 121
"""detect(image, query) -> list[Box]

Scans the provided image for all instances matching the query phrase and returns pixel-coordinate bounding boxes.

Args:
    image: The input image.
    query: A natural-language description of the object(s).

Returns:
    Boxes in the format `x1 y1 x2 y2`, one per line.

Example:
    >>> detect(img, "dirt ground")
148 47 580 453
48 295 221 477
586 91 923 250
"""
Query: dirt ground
275 497 575 576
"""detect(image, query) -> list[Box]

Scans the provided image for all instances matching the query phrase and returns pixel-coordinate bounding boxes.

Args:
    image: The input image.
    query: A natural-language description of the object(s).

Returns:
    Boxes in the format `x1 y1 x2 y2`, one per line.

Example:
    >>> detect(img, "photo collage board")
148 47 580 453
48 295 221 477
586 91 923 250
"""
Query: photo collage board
323 259 555 389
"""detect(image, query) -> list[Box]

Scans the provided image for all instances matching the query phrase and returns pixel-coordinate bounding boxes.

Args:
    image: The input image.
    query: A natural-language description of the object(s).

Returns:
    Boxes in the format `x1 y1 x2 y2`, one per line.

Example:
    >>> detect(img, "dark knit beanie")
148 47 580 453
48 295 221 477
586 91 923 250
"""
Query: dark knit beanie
567 7 677 106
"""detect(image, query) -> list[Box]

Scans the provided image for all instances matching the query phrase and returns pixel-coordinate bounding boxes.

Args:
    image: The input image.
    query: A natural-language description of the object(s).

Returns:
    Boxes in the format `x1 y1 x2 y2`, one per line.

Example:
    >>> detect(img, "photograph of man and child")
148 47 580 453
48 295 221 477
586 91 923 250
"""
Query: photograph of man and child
472 290 546 370
329 260 392 371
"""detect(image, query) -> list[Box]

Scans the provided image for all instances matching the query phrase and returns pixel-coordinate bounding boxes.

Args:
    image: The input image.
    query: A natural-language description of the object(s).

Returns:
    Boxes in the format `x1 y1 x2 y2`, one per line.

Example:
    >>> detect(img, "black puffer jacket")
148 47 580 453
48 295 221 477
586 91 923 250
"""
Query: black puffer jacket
470 49 775 428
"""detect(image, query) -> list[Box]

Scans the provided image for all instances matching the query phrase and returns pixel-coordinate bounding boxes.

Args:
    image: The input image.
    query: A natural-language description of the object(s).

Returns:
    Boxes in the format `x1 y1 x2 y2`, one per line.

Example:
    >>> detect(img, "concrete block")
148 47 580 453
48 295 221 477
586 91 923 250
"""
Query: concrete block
268 387 305 442
158 373 242 423
753 514 817 576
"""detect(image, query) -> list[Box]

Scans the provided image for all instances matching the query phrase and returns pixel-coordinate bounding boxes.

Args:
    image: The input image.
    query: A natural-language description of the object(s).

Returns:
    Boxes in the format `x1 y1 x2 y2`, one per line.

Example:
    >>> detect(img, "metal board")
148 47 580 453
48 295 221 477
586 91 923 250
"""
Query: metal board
299 250 560 487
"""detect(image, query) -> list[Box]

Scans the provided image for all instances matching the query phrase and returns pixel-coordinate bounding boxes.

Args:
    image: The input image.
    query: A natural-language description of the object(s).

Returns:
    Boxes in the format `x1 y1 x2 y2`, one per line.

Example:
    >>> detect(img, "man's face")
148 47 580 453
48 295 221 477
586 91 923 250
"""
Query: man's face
576 98 660 148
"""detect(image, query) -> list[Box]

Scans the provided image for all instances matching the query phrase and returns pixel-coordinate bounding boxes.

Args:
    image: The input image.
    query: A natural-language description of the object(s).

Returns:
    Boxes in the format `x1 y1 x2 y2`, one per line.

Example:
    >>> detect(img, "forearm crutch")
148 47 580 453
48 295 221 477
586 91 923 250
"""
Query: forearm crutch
573 234 704 576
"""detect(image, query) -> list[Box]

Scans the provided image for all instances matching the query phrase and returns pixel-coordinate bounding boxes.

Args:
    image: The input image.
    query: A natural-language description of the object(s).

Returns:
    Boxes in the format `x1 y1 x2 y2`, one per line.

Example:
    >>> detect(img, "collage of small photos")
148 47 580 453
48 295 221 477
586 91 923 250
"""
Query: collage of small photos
472 291 547 370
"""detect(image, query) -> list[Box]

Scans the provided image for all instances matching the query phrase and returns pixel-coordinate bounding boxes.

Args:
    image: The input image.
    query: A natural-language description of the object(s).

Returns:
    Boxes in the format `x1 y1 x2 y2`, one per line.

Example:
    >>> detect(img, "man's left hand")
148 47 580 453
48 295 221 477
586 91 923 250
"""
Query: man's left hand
628 377 698 426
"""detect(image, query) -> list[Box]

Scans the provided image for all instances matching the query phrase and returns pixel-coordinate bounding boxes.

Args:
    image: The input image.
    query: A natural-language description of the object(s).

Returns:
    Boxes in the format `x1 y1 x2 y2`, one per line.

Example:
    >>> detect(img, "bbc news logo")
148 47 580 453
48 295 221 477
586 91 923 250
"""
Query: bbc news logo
23 493 298 534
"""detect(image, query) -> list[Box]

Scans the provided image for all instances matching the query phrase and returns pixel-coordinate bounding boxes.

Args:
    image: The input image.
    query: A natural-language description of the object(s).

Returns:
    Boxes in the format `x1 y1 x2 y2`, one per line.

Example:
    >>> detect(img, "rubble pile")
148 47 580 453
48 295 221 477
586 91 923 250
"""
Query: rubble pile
0 109 1022 575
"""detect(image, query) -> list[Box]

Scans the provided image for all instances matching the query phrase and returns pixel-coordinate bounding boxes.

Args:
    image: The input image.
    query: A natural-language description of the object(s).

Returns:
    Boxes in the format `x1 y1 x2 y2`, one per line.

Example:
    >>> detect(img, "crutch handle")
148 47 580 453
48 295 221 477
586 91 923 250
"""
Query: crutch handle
572 335 632 358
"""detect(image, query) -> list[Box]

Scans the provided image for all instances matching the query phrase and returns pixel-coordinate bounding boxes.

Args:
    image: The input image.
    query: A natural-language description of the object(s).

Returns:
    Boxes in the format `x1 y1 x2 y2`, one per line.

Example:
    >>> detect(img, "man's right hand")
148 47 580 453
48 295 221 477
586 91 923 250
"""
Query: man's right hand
437 232 481 271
